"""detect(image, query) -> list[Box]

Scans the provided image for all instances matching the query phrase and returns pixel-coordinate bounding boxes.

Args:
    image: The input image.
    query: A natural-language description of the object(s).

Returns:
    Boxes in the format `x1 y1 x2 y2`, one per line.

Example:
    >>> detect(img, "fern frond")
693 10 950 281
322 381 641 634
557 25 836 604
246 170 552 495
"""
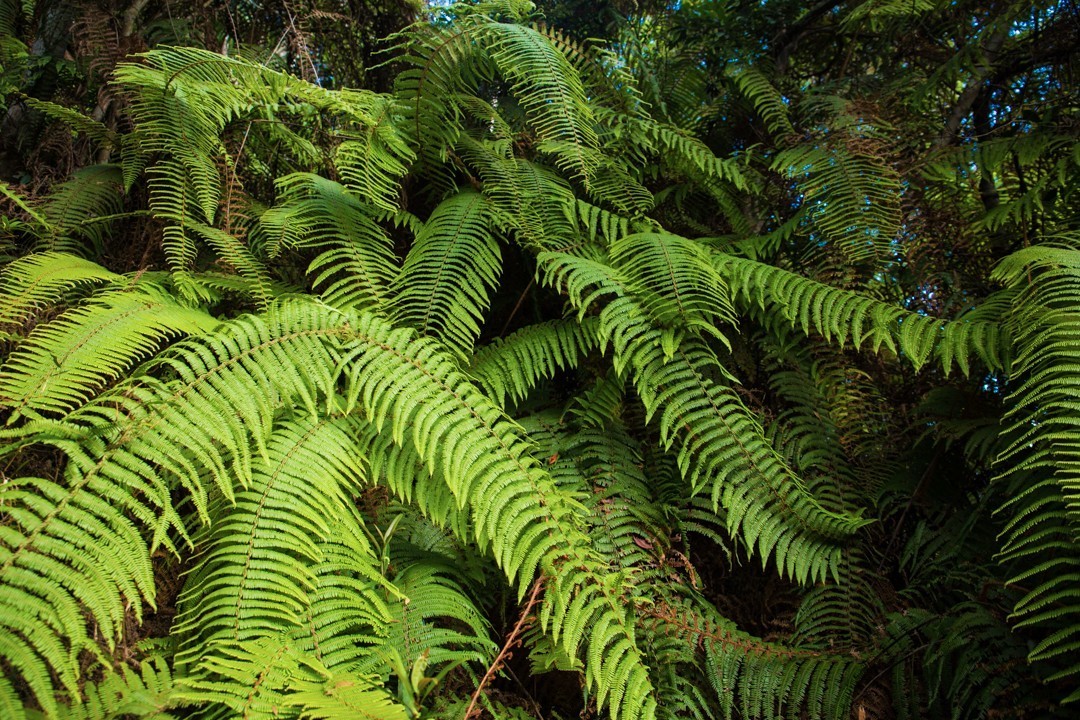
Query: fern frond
772 142 902 266
469 318 599 407
539 251 867 583
274 173 399 313
333 91 415 213
610 231 735 339
456 138 577 250
0 284 219 416
486 22 599 182
0 252 120 331
333 312 657 719
37 165 125 256
20 98 118 147
643 594 863 720
727 65 795 138
174 414 388 662
0 472 157 716
176 638 402 720
391 190 501 358
189 222 274 307
715 252 1009 373
25 655 176 720
992 241 1080 698
356 562 496 676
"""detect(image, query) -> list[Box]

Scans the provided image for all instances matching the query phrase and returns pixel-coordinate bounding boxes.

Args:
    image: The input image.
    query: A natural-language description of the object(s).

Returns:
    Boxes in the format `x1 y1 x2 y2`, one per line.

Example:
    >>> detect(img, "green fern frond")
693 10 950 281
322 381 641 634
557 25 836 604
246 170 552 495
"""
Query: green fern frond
174 414 389 662
772 142 902 266
573 199 633 246
356 562 496 676
539 250 867 583
469 318 599 407
715 253 1009 373
333 91 415 213
20 98 119 147
332 312 657 719
0 252 120 331
456 138 578 250
391 190 501 358
176 638 402 720
0 472 158 716
274 173 399 313
992 241 1080 698
0 283 219 416
643 594 863 720
391 15 489 169
286 668 409 720
189 222 274 307
486 22 599 182
610 231 735 338
37 165 125 255
25 655 177 720
727 65 795 138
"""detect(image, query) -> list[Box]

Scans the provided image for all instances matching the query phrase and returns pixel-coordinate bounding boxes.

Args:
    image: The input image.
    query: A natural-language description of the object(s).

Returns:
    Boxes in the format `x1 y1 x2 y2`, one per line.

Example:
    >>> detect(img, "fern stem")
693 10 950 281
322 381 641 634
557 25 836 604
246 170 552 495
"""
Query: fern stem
464 575 545 719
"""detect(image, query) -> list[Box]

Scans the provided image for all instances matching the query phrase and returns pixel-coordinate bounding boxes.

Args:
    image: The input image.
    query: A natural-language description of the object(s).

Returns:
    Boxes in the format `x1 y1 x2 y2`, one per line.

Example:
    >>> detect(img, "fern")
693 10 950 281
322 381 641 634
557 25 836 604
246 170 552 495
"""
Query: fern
173 414 389 663
273 173 399 313
175 638 404 720
539 248 868 583
469 318 600 407
772 141 902 266
0 251 120 331
391 189 501 358
3 2 1075 716
0 282 219 417
715 252 1010 373
23 654 177 720
993 240 1080 699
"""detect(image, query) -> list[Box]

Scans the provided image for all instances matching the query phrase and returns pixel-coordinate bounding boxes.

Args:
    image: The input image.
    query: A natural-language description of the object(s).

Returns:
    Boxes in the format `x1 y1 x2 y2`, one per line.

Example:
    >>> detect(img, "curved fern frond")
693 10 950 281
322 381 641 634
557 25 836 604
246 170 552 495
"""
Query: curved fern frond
37 165 125 256
0 284 219 417
0 252 120 331
20 98 119 148
0 471 156 716
610 231 736 340
772 142 902 266
715 252 1010 373
176 638 403 720
333 91 415 213
174 414 388 662
727 65 795 138
333 313 657 719
274 173 399 313
469 318 599 407
391 189 501 358
643 594 863 720
457 138 578 250
24 654 176 720
486 22 599 182
355 562 496 676
993 241 1080 698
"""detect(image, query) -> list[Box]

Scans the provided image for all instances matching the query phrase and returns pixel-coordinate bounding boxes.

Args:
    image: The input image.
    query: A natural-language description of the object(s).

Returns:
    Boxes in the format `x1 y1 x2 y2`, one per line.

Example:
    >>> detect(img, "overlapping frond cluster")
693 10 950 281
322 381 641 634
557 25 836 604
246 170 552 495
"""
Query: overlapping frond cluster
2 0 1077 718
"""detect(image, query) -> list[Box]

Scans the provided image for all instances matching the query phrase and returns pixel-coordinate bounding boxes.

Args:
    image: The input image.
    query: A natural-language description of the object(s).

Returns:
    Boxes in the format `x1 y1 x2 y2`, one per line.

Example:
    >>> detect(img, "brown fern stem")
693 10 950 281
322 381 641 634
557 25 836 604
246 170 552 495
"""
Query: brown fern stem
464 575 545 720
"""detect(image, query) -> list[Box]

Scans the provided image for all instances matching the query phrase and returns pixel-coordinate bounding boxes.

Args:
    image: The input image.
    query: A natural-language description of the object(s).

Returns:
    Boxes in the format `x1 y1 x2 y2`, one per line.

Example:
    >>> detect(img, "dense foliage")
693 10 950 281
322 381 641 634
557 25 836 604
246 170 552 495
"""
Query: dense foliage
0 0 1078 718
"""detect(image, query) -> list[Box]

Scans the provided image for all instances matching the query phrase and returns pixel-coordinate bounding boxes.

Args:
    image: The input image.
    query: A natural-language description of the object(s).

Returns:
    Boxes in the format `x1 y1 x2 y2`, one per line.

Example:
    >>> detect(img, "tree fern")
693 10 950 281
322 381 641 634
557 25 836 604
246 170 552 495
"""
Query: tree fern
2 1 1076 716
